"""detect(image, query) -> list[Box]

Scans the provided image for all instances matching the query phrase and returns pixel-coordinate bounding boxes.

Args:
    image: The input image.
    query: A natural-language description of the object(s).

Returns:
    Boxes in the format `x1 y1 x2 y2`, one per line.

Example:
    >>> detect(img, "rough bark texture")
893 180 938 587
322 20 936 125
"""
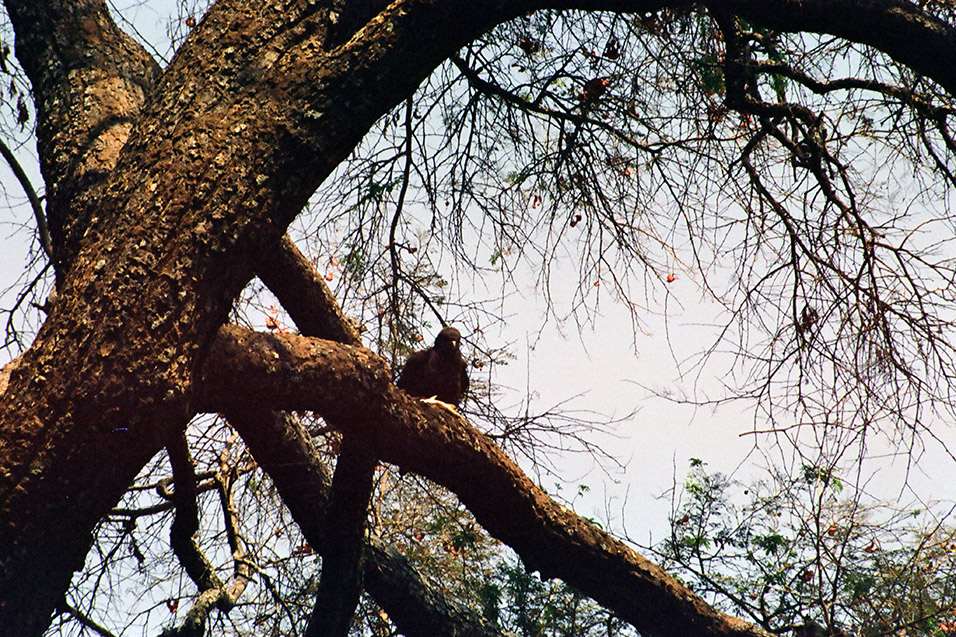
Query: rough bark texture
0 0 955 635
0 0 529 631
250 236 503 635
258 236 364 346
710 0 956 97
3 0 160 280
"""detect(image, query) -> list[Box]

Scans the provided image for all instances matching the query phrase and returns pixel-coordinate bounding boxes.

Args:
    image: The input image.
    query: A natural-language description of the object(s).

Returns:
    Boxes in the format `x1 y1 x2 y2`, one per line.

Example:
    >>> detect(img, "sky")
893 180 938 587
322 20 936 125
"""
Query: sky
2 0 956 588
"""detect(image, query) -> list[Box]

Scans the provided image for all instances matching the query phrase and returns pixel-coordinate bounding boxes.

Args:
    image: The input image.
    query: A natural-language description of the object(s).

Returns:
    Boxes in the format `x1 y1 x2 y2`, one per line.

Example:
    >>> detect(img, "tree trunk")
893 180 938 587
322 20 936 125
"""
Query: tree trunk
0 0 527 630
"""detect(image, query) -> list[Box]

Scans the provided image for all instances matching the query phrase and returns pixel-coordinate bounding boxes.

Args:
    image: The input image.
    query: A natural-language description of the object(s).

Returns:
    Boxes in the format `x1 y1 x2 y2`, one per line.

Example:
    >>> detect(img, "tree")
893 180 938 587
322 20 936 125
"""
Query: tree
653 458 956 636
1 0 956 635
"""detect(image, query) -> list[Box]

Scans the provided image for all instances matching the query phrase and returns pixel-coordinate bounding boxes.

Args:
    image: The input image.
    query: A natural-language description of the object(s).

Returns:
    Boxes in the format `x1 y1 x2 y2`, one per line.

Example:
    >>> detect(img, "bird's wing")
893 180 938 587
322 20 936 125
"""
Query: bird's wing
459 358 469 399
397 350 430 394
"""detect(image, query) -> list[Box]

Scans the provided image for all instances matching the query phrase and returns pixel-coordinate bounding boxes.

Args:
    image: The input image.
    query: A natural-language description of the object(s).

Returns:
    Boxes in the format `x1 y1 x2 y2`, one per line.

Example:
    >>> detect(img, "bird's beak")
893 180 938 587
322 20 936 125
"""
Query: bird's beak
452 340 458 349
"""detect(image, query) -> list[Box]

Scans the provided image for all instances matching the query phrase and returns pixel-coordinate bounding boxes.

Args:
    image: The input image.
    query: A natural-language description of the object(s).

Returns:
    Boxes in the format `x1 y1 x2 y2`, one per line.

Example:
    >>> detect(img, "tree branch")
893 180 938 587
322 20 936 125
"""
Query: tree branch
0 138 51 259
257 236 363 346
168 432 222 592
254 235 506 634
57 600 116 637
705 0 956 97
259 235 376 635
163 432 252 636
306 436 378 637
5 0 956 633
200 325 771 637
3 0 159 279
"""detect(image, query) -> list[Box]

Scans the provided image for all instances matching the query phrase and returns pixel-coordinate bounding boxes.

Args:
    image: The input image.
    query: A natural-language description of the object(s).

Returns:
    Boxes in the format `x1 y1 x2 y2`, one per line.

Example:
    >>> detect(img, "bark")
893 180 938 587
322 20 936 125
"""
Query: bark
1 0 955 634
164 438 221 637
258 236 364 347
710 0 956 97
0 0 530 631
258 237 376 636
168 433 222 592
3 0 160 280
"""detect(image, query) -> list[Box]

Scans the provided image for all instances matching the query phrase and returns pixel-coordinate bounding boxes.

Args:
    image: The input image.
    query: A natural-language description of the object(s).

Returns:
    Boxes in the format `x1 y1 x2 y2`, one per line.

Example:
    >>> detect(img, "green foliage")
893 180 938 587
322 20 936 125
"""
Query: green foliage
353 469 635 636
506 170 529 186
768 72 787 99
656 460 956 636
692 55 724 95
341 242 368 280
359 177 402 204
478 580 502 624
752 533 787 556
800 463 842 492
480 559 633 636
844 571 875 602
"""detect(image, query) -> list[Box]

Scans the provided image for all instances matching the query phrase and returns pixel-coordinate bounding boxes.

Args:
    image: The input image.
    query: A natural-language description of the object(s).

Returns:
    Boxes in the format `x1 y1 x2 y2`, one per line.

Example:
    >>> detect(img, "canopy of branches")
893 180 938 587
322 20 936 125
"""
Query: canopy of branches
1 1 956 636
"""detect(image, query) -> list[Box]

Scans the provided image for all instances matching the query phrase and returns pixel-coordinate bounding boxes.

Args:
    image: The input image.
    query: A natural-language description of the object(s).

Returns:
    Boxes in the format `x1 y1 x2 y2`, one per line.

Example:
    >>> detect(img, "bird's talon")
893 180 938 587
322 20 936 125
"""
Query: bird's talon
421 396 459 413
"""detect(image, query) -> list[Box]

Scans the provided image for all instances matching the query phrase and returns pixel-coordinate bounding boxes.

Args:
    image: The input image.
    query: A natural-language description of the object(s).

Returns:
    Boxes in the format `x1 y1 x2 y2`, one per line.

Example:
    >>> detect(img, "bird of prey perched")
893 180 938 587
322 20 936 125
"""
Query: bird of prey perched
397 326 469 407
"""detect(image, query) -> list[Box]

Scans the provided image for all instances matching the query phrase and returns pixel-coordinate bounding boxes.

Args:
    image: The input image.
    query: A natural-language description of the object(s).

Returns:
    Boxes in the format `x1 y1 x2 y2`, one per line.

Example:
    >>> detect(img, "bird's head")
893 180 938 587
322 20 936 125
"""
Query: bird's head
434 326 462 353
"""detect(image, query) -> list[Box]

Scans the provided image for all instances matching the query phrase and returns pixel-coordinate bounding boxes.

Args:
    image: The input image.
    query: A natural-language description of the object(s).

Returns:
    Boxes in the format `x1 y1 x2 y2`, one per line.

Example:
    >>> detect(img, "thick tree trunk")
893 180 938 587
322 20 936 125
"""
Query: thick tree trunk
0 0 527 631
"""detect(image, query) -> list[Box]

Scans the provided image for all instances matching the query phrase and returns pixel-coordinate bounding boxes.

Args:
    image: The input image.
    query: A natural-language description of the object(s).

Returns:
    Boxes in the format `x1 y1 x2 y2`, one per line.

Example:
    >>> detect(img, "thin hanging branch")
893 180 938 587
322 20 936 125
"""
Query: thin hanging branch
0 137 50 260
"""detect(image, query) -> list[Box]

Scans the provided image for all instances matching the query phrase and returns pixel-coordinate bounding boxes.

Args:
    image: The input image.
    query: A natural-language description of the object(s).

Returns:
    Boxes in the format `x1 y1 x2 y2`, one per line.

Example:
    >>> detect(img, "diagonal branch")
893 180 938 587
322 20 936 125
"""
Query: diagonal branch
257 235 363 347
199 325 771 637
164 431 252 636
305 436 379 637
259 235 376 634
0 138 51 259
168 432 222 592
703 0 956 98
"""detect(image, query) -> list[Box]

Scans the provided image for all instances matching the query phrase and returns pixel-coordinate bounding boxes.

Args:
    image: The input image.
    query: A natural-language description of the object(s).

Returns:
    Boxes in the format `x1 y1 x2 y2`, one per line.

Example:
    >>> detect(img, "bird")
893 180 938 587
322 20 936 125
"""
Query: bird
397 326 469 407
